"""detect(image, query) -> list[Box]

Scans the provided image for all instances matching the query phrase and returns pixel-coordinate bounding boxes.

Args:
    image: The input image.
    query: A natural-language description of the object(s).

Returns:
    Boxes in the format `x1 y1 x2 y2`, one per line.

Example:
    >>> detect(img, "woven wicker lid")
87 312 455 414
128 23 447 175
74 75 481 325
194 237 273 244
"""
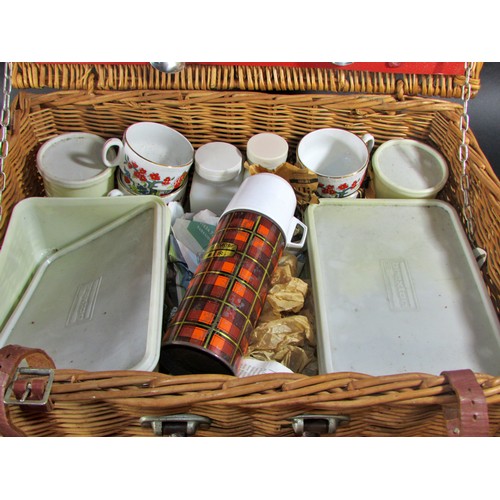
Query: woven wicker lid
10 62 483 99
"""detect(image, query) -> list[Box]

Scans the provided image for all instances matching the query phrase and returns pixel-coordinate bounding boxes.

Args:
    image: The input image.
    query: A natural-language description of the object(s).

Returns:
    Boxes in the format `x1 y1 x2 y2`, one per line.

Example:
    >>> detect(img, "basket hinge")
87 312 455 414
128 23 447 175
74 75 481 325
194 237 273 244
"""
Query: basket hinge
140 413 212 437
290 414 350 437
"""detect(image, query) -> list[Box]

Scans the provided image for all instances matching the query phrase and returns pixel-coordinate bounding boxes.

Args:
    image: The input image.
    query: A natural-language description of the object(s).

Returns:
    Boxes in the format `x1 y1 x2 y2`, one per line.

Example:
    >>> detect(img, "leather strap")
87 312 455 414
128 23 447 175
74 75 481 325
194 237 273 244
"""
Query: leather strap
0 344 56 437
441 369 489 437
13 377 48 401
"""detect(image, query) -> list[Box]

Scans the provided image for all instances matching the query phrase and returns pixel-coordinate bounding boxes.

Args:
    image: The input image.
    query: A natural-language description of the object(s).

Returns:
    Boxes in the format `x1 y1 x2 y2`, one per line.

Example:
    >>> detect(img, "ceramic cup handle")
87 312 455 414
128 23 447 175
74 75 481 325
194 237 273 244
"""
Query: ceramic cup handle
362 133 375 153
102 137 124 168
285 217 308 250
107 189 124 197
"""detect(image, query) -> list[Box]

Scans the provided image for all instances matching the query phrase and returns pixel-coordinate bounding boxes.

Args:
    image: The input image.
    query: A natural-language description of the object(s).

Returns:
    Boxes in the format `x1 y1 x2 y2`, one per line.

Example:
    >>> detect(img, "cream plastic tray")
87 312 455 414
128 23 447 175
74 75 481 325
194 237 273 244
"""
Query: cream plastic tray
0 196 169 371
305 198 500 376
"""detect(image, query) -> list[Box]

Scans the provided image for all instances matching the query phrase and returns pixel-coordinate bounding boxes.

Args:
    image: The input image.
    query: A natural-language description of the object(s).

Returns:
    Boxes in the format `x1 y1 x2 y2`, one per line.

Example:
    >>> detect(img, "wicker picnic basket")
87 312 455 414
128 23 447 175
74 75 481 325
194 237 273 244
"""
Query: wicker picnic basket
1 62 499 437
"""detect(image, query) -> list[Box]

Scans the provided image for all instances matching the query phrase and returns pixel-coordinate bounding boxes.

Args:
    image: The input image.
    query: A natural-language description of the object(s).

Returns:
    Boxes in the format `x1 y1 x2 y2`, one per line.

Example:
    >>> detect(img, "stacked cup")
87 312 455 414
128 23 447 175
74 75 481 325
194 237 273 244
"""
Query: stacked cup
297 128 375 198
102 122 194 200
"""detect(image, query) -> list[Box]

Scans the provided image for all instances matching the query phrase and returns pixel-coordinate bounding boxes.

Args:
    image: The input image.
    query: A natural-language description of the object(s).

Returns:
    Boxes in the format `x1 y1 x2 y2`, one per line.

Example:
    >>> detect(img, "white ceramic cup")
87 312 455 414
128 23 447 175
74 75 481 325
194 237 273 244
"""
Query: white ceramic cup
102 122 194 195
297 128 375 198
371 139 449 199
222 173 307 250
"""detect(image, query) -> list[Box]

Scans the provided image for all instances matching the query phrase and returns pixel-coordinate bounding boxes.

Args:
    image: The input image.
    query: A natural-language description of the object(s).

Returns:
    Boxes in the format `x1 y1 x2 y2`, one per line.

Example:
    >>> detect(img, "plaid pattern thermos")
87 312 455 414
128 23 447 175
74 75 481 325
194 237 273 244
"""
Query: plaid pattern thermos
161 210 285 375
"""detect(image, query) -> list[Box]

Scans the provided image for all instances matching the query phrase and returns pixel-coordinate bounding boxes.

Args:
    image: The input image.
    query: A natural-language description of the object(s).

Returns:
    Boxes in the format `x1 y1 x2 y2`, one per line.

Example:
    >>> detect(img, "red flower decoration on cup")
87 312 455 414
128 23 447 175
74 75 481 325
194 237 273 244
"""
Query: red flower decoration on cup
134 170 147 182
318 176 365 198
173 172 187 190
123 155 185 194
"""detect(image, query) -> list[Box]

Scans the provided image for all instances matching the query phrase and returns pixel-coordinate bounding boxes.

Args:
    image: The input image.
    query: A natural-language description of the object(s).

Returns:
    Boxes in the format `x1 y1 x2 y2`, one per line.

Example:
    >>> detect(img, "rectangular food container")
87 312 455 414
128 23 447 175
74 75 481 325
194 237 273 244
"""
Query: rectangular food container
305 198 500 376
0 195 170 371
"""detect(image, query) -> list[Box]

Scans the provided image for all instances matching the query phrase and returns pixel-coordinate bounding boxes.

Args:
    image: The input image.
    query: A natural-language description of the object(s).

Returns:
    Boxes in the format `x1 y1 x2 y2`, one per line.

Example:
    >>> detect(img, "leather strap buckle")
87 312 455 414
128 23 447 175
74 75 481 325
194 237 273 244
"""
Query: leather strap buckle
0 345 56 436
3 367 54 407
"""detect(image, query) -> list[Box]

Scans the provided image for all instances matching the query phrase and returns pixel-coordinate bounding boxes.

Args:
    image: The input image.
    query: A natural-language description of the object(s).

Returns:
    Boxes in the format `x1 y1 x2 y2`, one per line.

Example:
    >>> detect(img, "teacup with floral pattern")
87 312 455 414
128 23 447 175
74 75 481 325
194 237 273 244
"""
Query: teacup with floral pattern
102 122 193 194
297 128 375 198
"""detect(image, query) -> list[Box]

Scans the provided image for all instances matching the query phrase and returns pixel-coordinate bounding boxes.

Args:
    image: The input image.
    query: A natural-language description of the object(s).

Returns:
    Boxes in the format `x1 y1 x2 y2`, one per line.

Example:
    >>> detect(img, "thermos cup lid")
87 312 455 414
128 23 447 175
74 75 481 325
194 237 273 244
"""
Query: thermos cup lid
223 173 307 250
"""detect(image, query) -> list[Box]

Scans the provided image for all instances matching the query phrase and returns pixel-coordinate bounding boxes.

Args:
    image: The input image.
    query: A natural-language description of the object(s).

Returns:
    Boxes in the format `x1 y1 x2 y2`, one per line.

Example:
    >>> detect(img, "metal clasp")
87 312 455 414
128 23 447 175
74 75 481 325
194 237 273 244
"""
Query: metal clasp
150 62 186 74
290 414 350 437
473 247 487 269
3 368 54 406
140 413 212 437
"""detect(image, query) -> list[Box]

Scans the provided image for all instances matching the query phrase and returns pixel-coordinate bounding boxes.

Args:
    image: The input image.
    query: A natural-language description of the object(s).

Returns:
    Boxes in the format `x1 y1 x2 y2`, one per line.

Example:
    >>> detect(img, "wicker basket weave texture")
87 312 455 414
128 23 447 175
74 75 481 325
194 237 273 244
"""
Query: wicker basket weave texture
5 369 500 437
11 62 483 98
2 88 499 315
1 63 500 437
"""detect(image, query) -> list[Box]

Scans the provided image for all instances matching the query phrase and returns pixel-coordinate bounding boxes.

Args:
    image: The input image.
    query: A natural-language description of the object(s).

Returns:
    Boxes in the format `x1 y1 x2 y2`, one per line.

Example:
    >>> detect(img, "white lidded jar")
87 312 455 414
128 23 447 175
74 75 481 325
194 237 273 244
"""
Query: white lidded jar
189 142 244 216
246 132 289 170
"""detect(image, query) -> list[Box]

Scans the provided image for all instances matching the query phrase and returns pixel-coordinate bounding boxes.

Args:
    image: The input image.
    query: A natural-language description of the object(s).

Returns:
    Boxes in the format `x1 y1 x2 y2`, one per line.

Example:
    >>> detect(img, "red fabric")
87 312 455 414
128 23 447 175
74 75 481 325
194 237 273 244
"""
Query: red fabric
191 62 465 75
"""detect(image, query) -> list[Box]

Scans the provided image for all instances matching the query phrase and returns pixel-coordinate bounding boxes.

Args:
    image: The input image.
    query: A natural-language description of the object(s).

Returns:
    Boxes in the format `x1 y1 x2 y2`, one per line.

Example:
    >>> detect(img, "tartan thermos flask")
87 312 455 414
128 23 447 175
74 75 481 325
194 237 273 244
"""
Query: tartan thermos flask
161 173 307 375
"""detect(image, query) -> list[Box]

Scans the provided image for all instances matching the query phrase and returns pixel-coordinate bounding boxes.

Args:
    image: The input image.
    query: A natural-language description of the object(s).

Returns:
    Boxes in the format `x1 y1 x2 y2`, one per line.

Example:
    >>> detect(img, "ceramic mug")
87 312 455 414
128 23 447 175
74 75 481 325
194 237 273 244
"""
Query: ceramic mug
102 122 194 195
223 173 307 250
297 128 375 198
